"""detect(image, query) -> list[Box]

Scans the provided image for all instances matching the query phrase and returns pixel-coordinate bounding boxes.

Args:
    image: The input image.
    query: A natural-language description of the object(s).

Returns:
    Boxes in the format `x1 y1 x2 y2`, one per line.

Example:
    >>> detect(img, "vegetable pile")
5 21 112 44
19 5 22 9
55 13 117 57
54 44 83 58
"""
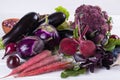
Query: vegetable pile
1 5 120 78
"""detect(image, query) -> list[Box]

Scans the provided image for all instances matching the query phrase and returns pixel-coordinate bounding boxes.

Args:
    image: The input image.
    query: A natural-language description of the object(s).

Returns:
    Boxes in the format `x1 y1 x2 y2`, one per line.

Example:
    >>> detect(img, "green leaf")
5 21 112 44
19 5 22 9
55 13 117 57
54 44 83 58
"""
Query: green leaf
55 6 70 20
107 17 112 24
115 39 120 45
61 71 69 78
57 21 70 30
61 68 86 78
0 38 4 49
104 38 120 51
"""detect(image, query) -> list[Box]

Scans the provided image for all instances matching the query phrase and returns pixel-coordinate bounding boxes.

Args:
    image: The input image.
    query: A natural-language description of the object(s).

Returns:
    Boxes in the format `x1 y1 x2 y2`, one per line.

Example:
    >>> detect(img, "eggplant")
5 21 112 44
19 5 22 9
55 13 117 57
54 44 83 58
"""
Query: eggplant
58 29 73 40
37 12 66 28
17 36 44 59
2 12 40 45
34 24 60 50
2 12 66 46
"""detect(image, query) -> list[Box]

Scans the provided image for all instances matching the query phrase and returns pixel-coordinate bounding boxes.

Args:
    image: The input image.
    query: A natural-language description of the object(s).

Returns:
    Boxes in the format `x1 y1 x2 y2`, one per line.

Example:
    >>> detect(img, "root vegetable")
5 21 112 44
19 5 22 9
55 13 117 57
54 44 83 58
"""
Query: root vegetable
2 50 51 78
59 38 78 55
16 61 72 77
22 55 61 73
74 18 96 57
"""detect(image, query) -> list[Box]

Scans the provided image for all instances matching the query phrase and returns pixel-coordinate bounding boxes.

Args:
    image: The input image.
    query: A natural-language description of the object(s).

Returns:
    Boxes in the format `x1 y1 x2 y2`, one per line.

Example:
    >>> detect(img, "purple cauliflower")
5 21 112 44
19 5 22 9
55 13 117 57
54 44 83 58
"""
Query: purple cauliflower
74 4 112 44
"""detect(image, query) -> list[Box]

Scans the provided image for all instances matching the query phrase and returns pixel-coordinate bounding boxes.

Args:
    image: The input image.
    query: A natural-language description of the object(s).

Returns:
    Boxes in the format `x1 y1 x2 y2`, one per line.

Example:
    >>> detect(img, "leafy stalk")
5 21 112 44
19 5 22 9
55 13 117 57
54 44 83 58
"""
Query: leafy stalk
73 25 79 39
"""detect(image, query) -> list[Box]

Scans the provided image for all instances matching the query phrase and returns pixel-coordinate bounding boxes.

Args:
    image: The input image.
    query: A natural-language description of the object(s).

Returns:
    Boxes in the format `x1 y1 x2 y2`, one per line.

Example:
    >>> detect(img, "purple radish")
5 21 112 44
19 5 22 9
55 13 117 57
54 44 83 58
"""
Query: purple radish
2 43 17 59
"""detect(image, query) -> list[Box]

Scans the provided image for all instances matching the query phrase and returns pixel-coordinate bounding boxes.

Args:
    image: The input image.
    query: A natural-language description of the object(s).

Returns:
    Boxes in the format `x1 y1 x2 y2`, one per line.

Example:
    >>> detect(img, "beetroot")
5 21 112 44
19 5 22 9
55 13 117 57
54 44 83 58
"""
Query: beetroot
59 38 78 55
73 14 96 57
59 22 96 57
59 24 96 57
80 40 96 57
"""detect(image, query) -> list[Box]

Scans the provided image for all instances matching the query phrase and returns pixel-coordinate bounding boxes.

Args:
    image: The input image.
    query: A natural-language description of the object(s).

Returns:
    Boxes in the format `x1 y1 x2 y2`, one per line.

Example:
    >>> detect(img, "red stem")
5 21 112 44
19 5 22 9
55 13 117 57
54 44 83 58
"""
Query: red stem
81 25 89 37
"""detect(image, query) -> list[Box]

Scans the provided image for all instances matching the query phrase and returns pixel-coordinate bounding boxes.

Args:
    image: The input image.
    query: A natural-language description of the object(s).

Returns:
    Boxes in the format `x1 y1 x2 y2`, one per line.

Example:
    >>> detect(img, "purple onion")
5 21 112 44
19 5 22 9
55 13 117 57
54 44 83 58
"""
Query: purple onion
17 36 44 59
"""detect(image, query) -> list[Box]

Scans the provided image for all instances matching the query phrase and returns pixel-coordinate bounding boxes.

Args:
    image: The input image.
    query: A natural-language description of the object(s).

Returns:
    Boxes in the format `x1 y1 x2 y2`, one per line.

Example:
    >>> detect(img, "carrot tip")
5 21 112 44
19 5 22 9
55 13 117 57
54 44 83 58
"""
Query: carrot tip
0 73 12 79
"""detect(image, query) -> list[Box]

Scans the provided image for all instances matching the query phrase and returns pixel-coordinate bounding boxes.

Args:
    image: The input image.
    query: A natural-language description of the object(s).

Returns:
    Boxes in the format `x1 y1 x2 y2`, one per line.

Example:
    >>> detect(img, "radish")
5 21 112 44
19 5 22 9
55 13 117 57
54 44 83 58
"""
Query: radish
22 55 61 73
2 50 51 78
16 61 72 77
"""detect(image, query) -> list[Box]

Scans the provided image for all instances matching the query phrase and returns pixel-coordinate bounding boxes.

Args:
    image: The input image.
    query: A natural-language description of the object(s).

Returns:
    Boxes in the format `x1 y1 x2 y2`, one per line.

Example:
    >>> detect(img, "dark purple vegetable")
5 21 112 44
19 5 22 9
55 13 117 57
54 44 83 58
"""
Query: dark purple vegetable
7 55 20 69
74 5 112 44
102 51 114 69
34 24 60 49
73 46 114 73
110 35 119 39
2 43 17 59
2 12 66 46
17 36 44 59
58 29 73 40
37 12 66 28
2 12 40 46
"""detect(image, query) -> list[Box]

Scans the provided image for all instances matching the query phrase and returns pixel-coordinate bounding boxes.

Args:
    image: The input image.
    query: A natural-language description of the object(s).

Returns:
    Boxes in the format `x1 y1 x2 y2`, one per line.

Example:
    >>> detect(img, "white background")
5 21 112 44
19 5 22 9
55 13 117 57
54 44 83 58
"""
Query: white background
0 0 120 80
0 0 120 16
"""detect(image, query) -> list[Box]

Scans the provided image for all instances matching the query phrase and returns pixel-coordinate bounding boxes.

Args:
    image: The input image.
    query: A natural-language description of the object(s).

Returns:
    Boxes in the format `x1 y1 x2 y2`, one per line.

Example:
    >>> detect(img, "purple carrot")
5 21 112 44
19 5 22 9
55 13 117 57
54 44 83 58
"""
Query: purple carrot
22 55 61 73
2 50 52 78
16 61 72 77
